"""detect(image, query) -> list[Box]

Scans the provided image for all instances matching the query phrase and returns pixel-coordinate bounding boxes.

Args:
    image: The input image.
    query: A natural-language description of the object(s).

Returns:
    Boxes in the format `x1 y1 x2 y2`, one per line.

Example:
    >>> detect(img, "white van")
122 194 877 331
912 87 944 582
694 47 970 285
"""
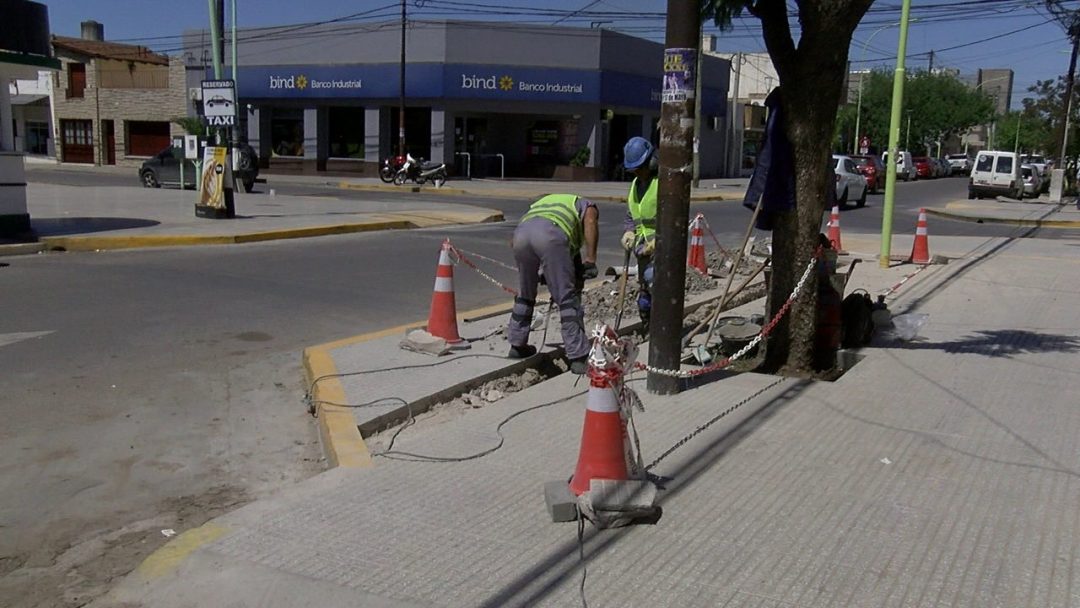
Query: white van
968 151 1021 200
882 150 916 182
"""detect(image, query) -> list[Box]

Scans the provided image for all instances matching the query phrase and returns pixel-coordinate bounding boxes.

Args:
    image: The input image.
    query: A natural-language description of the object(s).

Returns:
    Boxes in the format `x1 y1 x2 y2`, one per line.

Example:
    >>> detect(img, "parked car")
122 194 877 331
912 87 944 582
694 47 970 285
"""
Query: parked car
947 153 972 176
882 150 916 181
1020 164 1042 198
913 156 934 179
139 141 259 193
831 154 868 207
850 154 885 193
968 150 1022 200
936 158 951 178
1020 154 1048 176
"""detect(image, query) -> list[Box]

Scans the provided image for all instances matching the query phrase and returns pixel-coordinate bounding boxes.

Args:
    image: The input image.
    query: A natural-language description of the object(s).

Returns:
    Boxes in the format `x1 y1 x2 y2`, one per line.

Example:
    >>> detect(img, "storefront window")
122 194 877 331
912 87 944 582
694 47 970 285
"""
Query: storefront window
270 108 304 157
328 107 364 159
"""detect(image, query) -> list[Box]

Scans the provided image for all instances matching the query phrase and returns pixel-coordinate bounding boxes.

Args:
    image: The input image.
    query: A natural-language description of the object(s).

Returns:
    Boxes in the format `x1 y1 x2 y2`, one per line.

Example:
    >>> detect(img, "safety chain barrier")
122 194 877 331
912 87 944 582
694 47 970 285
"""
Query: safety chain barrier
643 375 789 471
697 214 736 260
447 243 520 297
627 246 823 379
880 264 929 298
448 245 518 272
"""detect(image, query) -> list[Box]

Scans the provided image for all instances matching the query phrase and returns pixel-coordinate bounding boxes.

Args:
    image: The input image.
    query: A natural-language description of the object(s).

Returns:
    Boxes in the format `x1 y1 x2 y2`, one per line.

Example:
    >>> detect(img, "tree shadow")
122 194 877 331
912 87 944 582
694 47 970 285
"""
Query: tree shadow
477 377 812 608
888 329 1080 358
31 217 160 236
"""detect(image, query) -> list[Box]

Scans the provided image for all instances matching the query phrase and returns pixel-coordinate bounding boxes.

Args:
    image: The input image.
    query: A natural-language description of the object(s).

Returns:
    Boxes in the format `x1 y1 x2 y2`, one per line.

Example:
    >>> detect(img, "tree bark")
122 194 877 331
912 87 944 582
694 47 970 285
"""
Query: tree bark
753 0 872 374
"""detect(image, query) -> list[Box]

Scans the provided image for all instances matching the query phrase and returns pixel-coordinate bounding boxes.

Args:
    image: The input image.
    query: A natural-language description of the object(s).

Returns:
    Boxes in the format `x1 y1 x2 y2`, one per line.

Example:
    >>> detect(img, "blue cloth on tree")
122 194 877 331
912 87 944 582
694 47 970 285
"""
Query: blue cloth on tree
743 88 796 231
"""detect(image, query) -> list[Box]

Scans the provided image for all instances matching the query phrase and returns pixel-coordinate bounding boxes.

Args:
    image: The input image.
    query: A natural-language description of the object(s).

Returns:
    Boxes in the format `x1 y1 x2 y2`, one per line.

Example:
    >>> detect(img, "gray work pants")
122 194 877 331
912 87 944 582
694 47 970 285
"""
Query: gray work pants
507 218 589 359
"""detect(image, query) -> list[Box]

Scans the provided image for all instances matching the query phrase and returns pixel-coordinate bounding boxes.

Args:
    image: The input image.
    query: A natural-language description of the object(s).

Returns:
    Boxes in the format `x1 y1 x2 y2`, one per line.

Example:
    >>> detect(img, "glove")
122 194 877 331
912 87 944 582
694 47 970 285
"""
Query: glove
641 238 656 256
581 261 598 280
621 231 637 251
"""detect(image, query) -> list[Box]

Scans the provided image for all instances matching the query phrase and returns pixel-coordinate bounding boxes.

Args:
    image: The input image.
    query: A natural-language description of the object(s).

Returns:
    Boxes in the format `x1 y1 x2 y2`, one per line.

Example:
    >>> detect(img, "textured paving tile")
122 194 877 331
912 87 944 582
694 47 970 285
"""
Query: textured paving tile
206 237 1080 607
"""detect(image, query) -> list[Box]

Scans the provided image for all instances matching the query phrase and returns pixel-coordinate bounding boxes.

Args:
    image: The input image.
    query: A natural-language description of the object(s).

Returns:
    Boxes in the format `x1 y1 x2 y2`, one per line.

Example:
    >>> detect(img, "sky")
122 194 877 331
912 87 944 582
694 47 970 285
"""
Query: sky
38 0 1076 110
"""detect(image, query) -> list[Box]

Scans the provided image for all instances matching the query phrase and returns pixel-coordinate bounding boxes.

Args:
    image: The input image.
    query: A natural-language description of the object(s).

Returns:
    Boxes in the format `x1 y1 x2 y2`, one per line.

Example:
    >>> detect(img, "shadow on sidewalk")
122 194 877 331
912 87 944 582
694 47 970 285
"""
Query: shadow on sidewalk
892 329 1080 358
31 217 160 236
477 377 812 608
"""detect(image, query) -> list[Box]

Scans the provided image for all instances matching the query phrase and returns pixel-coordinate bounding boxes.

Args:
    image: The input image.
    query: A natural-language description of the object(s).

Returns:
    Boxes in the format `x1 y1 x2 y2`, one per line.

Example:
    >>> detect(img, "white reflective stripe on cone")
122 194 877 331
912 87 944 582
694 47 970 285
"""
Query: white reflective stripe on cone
585 385 619 413
916 227 928 235
438 250 452 265
434 277 454 292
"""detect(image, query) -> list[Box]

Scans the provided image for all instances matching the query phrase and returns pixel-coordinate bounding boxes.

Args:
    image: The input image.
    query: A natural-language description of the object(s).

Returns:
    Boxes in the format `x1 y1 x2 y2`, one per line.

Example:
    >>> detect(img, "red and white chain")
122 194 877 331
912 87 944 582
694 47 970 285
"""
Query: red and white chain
631 248 821 379
447 244 520 297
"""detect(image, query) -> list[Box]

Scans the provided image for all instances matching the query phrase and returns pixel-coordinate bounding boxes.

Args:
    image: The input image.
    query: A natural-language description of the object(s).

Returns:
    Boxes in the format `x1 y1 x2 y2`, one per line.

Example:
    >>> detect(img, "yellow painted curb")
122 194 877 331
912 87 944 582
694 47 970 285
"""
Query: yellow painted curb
302 297 520 469
38 210 504 252
132 522 228 580
925 207 1080 229
335 181 726 203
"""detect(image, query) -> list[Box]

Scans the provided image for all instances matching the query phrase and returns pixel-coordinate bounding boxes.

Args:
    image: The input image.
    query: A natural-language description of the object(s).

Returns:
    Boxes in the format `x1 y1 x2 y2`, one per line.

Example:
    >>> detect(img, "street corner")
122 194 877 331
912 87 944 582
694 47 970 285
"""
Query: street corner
302 342 377 470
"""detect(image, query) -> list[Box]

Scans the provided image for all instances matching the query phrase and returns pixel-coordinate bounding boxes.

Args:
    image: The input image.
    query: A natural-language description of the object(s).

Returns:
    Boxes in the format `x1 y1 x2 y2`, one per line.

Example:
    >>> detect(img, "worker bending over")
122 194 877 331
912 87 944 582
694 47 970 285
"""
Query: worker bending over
507 194 599 374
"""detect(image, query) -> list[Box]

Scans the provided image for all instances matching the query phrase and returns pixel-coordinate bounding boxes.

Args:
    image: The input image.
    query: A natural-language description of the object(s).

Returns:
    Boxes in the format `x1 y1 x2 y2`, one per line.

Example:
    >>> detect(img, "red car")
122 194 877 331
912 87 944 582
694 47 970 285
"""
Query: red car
850 154 885 193
913 157 934 179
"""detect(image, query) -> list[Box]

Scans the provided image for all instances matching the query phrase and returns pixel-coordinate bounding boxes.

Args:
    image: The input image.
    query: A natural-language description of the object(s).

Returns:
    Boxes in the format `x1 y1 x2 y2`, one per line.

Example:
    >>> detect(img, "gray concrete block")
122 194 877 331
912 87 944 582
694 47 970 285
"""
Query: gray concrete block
544 480 578 523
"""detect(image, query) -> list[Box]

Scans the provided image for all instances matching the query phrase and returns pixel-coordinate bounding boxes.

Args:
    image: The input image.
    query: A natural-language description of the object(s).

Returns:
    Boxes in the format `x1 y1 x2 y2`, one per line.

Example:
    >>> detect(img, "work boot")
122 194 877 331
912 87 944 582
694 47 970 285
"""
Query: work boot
508 344 537 359
639 309 650 335
569 356 589 375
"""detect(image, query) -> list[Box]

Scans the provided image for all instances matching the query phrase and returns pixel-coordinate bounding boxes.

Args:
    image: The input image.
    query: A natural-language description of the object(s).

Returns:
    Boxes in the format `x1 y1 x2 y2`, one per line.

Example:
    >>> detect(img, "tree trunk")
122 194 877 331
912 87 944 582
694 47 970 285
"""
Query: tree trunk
754 0 870 374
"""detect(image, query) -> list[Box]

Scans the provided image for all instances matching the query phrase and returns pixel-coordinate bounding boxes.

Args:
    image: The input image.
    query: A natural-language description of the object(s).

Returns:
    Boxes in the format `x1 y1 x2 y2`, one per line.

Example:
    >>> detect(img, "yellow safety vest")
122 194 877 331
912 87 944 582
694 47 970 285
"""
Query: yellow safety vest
628 177 658 240
520 194 583 251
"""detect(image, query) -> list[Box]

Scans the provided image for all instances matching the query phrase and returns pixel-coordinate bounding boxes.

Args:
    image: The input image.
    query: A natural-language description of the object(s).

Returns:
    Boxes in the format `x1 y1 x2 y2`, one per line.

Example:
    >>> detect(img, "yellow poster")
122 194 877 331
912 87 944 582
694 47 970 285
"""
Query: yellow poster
199 146 227 208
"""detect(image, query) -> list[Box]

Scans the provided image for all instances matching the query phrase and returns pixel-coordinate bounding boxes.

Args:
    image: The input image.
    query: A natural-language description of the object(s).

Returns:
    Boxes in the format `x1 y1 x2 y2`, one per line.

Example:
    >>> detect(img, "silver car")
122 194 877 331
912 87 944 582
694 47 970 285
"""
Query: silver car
831 154 868 207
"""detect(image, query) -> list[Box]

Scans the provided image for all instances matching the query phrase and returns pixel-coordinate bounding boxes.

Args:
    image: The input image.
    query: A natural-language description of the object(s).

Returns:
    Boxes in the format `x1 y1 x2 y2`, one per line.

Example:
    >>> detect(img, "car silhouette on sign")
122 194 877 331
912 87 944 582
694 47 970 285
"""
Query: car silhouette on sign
206 95 233 109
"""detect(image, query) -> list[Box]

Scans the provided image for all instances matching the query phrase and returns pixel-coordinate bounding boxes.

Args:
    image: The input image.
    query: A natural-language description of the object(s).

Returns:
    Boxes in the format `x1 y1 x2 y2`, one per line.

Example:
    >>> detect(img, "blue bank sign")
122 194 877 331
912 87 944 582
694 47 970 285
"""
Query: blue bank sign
235 64 711 111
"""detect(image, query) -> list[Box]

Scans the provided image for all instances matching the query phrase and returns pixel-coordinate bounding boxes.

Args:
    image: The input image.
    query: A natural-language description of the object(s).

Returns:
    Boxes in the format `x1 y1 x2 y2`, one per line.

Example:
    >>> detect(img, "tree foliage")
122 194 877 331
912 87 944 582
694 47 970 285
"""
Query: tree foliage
701 0 873 374
1020 76 1080 157
834 71 994 155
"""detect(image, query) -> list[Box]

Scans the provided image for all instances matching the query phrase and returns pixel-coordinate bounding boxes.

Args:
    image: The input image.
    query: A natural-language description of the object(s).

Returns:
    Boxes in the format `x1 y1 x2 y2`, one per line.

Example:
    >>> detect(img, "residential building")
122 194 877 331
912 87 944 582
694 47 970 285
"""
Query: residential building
9 70 54 158
706 48 777 176
51 20 187 166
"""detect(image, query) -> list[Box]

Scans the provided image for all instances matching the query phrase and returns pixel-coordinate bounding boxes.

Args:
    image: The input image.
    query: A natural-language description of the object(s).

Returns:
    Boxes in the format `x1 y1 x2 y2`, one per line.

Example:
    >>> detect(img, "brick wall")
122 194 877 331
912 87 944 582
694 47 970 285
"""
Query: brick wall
53 53 188 167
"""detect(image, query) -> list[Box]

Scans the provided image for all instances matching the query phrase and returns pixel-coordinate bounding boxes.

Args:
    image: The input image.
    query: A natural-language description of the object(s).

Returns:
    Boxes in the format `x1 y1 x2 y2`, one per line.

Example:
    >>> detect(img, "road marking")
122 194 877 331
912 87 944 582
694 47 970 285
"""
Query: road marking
0 331 54 348
133 522 228 580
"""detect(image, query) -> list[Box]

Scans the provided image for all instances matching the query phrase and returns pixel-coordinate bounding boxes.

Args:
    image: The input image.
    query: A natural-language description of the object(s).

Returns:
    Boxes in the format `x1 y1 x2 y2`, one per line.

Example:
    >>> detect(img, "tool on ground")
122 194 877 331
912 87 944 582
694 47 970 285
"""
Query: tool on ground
426 239 465 345
687 213 708 274
827 205 844 253
681 258 769 350
613 248 632 330
684 196 764 353
545 325 658 528
910 208 931 265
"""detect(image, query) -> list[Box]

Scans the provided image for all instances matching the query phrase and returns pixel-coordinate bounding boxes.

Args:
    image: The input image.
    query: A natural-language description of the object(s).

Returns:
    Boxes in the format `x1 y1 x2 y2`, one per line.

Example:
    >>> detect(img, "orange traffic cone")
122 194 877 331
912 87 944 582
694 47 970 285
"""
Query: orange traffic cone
569 368 630 496
687 214 708 274
910 208 931 264
427 239 463 343
827 205 844 253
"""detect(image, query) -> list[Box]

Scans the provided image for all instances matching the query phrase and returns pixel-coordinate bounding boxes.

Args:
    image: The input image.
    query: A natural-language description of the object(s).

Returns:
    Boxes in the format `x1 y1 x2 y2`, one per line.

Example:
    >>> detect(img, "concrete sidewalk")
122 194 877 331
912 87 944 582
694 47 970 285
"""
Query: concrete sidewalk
95 226 1080 607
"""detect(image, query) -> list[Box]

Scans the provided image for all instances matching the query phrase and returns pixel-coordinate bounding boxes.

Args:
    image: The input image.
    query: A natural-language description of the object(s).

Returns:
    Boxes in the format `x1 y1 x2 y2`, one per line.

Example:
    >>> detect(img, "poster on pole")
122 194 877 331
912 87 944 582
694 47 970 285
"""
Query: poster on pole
199 146 227 209
662 48 696 104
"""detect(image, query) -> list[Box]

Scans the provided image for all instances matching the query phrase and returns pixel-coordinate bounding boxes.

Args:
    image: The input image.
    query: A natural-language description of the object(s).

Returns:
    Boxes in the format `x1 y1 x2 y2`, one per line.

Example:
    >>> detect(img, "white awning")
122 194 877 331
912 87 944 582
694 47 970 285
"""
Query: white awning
10 93 47 105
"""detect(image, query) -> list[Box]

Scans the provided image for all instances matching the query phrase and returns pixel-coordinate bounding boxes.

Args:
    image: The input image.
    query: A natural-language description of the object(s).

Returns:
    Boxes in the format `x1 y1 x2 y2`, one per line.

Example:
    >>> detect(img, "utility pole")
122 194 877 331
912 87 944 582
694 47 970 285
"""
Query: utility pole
1061 27 1079 160
648 0 699 395
729 52 742 177
927 50 934 73
206 0 223 78
905 112 912 150
230 0 237 84
398 0 407 156
692 27 704 188
878 0 913 268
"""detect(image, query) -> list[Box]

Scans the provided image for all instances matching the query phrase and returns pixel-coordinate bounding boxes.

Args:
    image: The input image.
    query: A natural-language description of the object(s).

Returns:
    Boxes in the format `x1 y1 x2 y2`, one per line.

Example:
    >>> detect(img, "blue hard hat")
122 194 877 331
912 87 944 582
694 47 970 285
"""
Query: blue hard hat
623 136 654 169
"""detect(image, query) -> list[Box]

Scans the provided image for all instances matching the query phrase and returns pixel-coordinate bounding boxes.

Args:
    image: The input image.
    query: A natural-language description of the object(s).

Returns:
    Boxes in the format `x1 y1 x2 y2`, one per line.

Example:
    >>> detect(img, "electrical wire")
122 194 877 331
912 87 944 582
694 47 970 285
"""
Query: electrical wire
305 353 586 463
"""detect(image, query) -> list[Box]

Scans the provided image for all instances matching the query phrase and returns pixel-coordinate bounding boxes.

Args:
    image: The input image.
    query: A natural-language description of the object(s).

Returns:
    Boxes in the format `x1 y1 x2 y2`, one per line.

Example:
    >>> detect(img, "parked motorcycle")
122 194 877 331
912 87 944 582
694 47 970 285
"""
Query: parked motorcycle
393 154 447 188
379 154 406 183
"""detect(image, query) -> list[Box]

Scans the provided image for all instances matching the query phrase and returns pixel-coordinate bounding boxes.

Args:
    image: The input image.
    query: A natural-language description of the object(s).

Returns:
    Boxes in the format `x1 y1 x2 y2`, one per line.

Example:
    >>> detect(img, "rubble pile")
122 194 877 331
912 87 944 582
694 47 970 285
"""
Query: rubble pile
442 368 547 410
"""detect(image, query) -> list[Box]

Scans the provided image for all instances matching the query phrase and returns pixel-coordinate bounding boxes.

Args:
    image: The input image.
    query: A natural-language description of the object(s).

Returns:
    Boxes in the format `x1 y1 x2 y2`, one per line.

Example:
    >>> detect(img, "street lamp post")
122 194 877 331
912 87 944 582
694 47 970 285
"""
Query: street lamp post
852 21 912 156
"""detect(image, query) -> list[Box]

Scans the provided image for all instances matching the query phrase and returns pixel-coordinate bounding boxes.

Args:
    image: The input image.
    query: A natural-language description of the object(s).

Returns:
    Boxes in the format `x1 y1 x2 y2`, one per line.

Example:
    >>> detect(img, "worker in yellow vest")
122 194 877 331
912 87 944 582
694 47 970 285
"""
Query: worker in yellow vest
619 136 658 332
507 194 599 374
